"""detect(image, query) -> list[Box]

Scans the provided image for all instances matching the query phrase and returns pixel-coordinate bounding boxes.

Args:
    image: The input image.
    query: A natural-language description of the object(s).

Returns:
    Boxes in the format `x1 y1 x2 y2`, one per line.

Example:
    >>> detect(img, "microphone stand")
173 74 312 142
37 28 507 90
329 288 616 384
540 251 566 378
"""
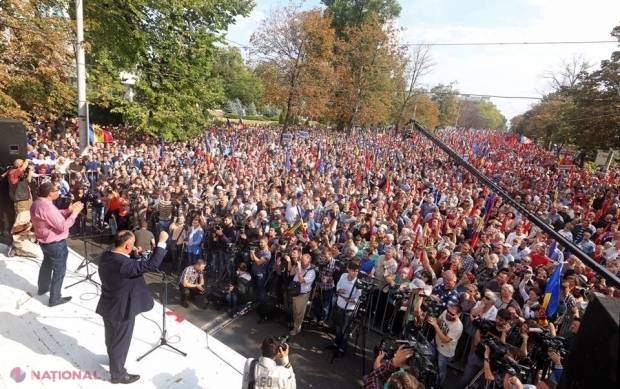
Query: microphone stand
137 271 187 361
65 202 102 289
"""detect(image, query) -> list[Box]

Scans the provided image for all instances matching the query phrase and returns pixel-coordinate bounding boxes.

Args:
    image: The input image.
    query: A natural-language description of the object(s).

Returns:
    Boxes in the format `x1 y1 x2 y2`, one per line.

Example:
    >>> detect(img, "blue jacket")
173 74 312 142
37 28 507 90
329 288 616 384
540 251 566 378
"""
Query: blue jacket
96 245 167 322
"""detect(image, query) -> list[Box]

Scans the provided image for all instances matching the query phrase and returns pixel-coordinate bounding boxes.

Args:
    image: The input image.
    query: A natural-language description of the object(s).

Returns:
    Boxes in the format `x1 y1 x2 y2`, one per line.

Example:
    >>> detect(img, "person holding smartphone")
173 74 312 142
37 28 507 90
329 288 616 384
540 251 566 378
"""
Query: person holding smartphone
242 336 296 389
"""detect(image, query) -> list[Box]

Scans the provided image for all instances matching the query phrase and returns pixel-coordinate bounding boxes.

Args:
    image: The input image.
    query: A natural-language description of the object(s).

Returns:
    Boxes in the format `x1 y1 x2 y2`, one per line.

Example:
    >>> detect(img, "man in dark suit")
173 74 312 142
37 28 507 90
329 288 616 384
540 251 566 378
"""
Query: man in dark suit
96 229 168 384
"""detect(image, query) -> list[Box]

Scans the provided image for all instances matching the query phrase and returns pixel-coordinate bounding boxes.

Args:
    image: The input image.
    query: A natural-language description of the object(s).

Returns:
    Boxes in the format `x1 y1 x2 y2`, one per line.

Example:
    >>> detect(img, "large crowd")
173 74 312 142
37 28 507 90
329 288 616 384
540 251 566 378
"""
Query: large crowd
3 117 620 388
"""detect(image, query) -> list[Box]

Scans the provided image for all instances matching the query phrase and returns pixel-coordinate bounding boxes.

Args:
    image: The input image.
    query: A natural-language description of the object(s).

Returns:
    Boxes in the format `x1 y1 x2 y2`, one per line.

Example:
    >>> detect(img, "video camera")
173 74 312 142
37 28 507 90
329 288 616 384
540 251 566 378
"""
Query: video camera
374 337 437 383
530 330 567 357
355 276 377 293
420 297 444 318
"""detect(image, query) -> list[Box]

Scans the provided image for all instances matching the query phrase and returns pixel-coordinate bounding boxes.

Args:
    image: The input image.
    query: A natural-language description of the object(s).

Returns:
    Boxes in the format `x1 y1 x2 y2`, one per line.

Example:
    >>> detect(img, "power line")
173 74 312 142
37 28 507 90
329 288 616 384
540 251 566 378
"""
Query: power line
402 40 618 47
221 37 618 49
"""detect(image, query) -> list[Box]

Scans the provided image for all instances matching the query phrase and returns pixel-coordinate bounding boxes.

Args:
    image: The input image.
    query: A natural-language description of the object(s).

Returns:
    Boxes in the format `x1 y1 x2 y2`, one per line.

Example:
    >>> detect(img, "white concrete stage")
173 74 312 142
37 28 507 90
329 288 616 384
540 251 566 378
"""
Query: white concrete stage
0 246 246 388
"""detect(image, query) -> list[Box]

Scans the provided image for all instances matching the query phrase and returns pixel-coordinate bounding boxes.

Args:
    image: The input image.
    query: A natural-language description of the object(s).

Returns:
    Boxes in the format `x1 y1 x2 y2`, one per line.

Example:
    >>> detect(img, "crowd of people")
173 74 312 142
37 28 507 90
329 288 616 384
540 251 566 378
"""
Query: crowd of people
2 117 619 388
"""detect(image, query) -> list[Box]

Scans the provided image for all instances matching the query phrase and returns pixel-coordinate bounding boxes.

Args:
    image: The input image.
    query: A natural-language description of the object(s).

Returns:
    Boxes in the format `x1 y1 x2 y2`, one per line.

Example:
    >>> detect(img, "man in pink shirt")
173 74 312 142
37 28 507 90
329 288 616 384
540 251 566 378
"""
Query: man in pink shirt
30 182 83 307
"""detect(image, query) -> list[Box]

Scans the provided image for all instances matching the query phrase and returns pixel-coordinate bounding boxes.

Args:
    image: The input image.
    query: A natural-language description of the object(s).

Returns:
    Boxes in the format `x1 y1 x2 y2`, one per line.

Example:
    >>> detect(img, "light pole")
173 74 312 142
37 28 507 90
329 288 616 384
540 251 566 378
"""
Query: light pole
76 0 88 151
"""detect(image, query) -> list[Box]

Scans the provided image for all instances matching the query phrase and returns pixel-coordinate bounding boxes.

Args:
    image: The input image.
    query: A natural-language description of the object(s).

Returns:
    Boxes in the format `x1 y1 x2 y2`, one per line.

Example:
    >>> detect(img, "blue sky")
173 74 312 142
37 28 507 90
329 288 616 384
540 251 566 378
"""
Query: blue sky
226 0 620 122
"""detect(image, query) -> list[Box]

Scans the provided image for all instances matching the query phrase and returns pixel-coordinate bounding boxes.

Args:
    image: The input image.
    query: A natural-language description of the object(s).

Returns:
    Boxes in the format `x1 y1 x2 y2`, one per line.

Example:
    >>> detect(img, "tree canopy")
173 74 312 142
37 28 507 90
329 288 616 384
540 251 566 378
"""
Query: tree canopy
511 23 620 156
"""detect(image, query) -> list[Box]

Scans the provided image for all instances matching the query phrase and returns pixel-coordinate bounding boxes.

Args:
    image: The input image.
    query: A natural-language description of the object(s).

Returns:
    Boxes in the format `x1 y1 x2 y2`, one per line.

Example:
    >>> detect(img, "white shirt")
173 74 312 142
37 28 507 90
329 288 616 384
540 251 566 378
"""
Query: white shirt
336 273 362 310
435 310 463 358
471 300 498 321
292 266 316 294
242 356 296 389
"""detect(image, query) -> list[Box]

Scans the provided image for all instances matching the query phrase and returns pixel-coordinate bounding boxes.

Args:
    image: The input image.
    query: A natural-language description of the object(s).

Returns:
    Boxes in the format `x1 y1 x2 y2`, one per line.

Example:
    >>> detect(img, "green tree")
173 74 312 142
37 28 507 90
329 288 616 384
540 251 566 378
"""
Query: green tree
329 16 401 129
0 0 75 120
83 0 255 139
477 100 506 129
251 6 335 128
565 24 620 156
212 46 263 106
511 24 620 156
431 83 459 128
321 0 401 36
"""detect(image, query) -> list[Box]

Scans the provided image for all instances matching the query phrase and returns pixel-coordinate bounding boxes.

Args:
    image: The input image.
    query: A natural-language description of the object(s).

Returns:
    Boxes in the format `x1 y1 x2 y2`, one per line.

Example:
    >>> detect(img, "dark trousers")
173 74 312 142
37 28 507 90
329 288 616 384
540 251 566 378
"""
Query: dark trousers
333 306 354 351
254 272 267 304
179 285 204 302
212 249 228 276
104 317 136 379
37 240 68 304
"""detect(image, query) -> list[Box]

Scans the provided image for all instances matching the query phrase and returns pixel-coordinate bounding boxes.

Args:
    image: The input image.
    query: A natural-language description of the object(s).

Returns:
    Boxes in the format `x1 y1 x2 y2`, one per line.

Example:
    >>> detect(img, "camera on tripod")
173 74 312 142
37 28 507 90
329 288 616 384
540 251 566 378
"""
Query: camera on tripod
355 277 376 292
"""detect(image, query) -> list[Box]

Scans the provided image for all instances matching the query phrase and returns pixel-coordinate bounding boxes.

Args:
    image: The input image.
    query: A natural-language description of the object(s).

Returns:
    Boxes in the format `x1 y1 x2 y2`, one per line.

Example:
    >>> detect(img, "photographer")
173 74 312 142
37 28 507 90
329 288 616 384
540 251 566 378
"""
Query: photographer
363 345 422 389
459 309 513 388
242 336 296 389
7 158 33 225
227 262 253 316
481 345 533 389
250 237 271 320
330 261 362 354
210 214 237 275
312 247 339 325
287 253 316 336
427 302 463 386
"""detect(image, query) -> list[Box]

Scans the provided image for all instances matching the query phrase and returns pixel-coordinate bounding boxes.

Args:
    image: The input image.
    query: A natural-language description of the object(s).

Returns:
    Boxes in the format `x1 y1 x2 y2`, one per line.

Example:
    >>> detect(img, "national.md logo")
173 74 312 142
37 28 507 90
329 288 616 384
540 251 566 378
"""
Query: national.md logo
10 367 26 383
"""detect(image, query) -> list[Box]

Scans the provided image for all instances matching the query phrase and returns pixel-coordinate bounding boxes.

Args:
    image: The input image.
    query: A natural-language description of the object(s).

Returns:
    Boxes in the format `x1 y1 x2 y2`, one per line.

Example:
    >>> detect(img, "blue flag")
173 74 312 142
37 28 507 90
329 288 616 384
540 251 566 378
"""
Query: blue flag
543 263 563 317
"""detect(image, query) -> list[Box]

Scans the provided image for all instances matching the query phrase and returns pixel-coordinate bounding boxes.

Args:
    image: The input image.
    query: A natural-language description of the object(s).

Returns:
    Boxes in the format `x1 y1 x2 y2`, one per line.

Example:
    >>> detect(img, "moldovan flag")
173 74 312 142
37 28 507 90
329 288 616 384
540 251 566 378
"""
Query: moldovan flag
542 262 563 317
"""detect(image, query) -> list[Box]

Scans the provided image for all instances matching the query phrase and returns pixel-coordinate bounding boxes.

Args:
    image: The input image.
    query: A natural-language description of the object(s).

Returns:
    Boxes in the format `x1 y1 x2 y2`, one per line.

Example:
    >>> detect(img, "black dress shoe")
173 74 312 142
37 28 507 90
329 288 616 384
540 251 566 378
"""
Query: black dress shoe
111 373 140 384
49 296 72 307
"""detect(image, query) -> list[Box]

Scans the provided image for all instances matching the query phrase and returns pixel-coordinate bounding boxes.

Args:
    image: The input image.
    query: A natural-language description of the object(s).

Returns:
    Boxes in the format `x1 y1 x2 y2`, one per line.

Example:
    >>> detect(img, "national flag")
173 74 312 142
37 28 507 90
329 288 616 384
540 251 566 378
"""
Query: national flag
284 147 291 171
93 125 104 143
519 135 533 145
483 193 498 221
542 263 563 317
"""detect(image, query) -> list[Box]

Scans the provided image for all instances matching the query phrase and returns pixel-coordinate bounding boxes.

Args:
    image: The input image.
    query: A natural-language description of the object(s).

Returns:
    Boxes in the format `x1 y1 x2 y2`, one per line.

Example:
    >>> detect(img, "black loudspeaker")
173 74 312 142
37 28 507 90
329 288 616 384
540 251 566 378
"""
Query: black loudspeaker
559 293 619 389
0 119 28 167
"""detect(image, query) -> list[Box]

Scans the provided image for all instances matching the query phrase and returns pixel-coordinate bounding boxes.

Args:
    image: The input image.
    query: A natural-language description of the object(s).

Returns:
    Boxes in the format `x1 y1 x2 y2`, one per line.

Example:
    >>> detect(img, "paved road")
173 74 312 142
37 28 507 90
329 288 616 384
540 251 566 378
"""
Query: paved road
68 236 371 389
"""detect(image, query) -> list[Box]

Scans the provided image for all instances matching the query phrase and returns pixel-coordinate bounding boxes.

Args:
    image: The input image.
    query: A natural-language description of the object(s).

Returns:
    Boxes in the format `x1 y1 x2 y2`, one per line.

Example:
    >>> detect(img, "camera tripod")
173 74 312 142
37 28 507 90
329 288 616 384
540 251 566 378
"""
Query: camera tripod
464 367 497 389
137 271 187 361
65 232 101 289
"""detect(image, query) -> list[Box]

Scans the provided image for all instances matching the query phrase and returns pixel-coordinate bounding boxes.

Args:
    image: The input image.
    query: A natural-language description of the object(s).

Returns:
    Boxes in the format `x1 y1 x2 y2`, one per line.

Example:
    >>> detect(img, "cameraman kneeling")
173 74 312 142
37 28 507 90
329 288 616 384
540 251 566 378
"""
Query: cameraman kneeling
242 336 296 389
363 345 424 389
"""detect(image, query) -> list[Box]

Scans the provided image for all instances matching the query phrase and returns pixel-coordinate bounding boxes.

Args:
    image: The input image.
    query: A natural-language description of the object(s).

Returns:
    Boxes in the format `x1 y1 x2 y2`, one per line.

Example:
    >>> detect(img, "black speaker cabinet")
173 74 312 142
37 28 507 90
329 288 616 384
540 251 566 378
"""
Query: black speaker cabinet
0 119 28 167
559 292 619 389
